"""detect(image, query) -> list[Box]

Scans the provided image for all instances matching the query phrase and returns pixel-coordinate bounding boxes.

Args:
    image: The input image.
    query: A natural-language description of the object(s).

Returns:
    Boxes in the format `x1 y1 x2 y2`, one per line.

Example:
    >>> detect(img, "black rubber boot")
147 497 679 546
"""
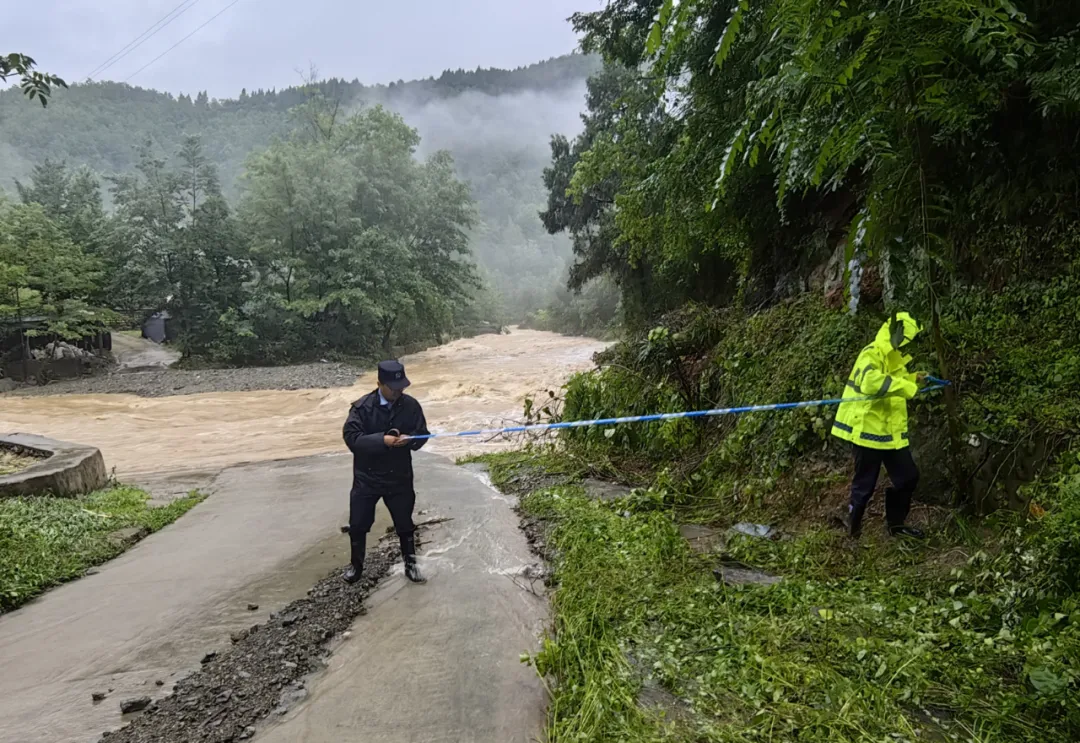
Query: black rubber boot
889 524 926 540
343 533 366 584
848 504 866 539
400 533 426 584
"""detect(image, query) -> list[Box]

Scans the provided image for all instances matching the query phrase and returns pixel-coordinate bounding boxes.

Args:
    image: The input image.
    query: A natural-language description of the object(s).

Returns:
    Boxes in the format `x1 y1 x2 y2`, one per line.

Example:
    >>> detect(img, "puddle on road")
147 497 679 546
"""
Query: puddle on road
0 330 605 478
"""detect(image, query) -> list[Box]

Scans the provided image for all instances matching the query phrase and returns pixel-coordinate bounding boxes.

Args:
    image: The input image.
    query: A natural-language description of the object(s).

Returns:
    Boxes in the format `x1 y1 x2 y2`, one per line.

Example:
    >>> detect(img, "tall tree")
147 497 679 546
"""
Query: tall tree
240 97 477 360
0 201 107 338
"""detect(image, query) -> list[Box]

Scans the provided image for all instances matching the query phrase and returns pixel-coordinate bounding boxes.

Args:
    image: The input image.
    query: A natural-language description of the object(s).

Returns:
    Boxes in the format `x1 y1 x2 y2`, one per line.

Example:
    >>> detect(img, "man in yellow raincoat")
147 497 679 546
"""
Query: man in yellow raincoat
832 312 928 539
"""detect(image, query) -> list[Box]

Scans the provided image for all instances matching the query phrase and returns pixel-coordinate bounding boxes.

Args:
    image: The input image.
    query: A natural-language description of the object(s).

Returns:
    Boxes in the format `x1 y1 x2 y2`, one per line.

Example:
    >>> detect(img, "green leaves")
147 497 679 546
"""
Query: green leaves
0 53 67 107
236 96 477 363
713 0 749 71
645 0 675 56
1028 665 1067 696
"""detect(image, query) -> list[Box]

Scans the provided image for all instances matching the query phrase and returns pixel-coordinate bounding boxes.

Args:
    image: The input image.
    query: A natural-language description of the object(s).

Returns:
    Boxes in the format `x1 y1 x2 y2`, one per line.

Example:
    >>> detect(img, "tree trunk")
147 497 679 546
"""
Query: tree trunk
907 68 968 506
381 316 397 356
926 291 968 507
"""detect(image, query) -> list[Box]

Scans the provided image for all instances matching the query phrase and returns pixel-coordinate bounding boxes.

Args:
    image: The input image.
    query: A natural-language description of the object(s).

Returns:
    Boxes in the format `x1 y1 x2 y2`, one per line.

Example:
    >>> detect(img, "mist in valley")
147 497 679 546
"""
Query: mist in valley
373 83 589 320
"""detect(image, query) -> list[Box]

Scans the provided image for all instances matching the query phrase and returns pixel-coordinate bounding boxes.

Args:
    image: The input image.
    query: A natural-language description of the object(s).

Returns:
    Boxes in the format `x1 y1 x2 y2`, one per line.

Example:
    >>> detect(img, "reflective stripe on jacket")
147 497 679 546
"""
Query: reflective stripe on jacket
831 313 921 451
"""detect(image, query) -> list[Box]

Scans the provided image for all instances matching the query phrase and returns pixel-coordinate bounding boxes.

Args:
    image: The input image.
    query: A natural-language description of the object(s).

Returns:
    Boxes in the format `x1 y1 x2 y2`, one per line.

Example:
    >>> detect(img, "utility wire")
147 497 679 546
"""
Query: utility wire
124 0 245 83
87 0 202 80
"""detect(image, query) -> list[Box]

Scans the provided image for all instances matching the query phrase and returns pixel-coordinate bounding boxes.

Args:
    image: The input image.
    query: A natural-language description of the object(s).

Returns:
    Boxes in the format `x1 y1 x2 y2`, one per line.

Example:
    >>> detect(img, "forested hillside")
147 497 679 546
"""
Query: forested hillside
511 1 1080 740
0 53 602 320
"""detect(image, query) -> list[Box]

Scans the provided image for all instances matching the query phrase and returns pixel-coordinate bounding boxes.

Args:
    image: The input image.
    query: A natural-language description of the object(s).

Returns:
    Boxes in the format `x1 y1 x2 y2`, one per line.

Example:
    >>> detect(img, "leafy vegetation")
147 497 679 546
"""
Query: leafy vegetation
0 196 114 340
514 1 1080 738
0 55 603 329
0 485 204 611
2 98 481 364
494 464 1080 742
522 276 622 339
0 53 66 106
537 0 1080 504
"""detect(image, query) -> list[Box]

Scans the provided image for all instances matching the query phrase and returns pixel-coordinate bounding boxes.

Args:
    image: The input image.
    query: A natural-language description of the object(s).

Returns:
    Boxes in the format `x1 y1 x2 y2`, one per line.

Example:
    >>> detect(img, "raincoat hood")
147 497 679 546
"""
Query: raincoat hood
874 312 921 351
833 311 922 450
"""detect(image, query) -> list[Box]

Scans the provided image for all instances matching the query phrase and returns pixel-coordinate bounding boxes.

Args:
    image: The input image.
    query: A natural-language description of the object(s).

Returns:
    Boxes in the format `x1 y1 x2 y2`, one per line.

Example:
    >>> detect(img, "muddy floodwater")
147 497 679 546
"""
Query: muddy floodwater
0 330 606 477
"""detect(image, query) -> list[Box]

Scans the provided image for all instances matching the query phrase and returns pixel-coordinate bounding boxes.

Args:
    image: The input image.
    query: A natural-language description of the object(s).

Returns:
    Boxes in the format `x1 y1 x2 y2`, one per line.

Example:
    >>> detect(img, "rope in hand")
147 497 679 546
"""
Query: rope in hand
404 377 952 441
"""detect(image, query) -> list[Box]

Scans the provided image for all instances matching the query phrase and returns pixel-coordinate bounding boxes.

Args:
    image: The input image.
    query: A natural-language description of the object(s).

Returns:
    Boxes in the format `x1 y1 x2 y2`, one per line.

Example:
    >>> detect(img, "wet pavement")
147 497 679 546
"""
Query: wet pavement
255 460 547 743
0 453 381 743
0 454 547 743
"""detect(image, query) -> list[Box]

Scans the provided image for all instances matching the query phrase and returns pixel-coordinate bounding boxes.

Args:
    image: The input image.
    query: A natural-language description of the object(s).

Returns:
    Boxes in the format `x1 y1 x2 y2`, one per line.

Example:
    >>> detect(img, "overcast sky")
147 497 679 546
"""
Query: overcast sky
10 0 601 98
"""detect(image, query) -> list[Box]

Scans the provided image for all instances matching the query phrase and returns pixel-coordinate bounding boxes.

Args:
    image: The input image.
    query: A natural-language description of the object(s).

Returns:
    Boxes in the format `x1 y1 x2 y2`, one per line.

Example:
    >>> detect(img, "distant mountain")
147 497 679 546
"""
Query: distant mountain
0 54 603 318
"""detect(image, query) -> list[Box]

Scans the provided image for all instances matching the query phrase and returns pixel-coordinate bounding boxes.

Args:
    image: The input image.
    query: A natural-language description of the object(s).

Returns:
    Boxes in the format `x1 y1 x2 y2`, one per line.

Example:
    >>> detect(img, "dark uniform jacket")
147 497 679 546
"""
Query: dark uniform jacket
342 391 429 496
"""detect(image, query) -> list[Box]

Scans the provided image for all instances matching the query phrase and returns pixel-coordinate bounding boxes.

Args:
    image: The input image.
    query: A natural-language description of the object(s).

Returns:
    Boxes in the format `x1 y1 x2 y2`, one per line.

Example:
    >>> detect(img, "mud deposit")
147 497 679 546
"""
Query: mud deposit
8 362 362 399
98 538 401 743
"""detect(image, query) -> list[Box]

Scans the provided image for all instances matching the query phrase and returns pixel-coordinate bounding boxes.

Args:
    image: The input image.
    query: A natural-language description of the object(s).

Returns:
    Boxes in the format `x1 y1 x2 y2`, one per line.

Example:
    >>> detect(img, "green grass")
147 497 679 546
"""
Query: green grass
0 485 204 612
491 452 1080 743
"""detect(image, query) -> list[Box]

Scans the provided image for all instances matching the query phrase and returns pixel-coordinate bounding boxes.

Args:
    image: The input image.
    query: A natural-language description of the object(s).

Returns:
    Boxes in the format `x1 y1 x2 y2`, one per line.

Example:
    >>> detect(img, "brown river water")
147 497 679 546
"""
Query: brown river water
0 330 606 477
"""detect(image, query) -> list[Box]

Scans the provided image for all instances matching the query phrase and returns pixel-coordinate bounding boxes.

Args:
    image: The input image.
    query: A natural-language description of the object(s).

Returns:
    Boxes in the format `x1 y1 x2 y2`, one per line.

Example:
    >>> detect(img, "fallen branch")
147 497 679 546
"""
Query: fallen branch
375 516 456 541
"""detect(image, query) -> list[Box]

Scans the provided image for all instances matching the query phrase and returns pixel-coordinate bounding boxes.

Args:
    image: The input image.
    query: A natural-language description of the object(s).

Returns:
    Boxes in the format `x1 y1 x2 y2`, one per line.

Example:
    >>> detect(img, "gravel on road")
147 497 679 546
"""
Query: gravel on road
97 532 406 743
6 363 364 399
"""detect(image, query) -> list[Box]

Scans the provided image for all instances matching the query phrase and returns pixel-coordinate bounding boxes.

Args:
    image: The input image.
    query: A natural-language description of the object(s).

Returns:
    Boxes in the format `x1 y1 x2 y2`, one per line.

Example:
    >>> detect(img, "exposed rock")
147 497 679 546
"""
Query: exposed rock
714 561 782 587
246 603 259 612
627 652 692 723
678 524 724 554
120 697 152 714
728 522 776 540
92 691 108 702
637 677 691 721
582 478 632 502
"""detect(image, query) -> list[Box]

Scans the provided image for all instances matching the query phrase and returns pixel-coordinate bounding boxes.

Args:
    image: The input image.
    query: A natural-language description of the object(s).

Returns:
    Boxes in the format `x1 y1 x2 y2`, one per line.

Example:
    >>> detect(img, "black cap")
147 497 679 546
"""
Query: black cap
377 360 411 391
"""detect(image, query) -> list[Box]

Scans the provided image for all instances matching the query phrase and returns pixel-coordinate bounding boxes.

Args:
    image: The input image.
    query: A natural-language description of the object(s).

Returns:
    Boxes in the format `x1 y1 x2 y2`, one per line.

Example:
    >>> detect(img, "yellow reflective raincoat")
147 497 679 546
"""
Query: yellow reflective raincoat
831 312 921 450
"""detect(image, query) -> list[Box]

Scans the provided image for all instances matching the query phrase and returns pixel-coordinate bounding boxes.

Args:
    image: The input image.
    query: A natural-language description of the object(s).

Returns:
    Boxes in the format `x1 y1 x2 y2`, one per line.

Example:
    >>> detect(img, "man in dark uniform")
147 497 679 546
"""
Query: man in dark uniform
342 360 430 584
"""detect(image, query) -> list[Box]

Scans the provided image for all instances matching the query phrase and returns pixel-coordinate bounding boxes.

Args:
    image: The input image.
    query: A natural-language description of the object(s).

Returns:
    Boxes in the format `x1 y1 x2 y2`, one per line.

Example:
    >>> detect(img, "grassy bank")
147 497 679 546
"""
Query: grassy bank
0 485 204 612
475 282 1080 740
482 451 1079 742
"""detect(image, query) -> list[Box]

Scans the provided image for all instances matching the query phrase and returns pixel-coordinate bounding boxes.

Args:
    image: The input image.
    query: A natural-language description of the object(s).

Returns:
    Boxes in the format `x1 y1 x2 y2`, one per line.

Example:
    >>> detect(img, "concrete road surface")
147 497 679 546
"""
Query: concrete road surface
0 453 545 743
256 459 548 743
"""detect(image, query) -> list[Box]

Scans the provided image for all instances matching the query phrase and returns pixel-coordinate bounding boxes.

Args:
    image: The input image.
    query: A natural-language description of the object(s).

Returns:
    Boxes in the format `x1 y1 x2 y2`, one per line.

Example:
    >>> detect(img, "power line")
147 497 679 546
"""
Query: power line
124 0 245 84
87 0 202 80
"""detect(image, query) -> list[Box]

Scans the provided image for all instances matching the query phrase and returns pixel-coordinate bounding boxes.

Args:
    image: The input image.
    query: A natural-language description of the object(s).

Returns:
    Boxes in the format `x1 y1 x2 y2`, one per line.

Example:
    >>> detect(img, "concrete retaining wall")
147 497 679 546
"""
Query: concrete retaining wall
0 434 108 498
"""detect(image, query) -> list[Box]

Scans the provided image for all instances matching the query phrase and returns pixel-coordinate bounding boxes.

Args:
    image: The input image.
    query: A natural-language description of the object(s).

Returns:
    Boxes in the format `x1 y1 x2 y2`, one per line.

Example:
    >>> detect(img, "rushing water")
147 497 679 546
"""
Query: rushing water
0 330 606 477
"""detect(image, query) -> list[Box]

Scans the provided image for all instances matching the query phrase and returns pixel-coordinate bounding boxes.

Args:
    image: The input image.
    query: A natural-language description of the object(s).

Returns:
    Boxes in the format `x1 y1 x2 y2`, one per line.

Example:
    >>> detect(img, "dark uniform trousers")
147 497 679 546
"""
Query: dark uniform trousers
849 444 920 528
342 390 429 568
349 489 416 540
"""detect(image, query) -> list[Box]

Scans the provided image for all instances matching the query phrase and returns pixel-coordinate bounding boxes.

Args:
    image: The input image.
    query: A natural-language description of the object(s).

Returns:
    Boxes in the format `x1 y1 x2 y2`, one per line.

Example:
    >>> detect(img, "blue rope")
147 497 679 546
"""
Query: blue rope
407 376 951 441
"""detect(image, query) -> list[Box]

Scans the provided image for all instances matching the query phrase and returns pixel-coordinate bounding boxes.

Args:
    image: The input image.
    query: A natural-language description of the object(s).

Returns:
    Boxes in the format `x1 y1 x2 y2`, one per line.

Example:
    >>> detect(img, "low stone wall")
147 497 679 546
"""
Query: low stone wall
0 434 108 498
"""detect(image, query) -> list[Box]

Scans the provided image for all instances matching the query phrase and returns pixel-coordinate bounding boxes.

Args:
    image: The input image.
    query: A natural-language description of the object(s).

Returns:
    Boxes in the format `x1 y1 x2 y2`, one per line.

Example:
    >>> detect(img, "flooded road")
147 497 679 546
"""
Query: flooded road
0 330 605 477
0 329 599 742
